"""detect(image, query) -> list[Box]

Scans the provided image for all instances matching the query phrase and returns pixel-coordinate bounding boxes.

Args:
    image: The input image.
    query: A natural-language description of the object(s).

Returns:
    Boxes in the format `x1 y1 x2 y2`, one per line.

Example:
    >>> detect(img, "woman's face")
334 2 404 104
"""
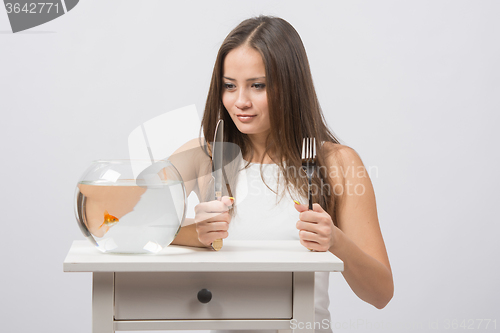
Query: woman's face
222 46 270 140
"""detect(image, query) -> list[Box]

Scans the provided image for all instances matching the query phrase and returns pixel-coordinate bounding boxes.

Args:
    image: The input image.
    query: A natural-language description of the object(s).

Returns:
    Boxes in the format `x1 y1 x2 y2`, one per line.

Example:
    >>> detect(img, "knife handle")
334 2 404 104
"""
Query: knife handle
215 191 222 200
211 238 223 251
211 190 223 251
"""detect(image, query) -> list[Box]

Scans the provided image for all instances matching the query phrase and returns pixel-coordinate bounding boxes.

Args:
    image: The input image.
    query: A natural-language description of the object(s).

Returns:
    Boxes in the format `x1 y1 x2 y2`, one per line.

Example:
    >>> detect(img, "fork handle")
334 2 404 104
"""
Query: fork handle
308 177 313 210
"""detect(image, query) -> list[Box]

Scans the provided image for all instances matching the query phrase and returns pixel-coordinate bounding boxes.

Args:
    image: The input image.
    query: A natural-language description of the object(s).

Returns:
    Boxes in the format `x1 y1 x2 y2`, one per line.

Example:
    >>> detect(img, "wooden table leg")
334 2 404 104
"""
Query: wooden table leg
292 272 315 333
92 272 114 333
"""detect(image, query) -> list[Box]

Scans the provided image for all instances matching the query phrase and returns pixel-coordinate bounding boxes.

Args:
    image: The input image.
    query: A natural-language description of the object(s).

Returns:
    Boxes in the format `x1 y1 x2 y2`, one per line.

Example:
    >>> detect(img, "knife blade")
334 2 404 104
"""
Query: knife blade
211 119 224 251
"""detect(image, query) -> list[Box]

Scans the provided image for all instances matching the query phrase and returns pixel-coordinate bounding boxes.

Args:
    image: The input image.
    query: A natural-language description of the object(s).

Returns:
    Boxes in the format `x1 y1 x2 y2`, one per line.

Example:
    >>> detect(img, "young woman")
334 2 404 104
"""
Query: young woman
171 15 393 332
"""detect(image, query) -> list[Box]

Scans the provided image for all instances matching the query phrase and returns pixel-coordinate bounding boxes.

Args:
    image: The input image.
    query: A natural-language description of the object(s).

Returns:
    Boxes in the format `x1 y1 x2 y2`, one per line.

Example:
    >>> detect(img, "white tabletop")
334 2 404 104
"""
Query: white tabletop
63 240 343 273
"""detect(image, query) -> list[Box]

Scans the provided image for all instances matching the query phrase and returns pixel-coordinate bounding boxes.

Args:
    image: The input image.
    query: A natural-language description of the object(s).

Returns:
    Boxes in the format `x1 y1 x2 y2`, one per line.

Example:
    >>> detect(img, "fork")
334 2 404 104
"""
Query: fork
301 137 316 210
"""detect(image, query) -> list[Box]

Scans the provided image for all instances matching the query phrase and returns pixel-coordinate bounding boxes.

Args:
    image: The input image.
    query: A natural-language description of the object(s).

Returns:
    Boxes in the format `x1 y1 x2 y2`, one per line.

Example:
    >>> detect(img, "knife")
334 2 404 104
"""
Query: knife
211 119 224 251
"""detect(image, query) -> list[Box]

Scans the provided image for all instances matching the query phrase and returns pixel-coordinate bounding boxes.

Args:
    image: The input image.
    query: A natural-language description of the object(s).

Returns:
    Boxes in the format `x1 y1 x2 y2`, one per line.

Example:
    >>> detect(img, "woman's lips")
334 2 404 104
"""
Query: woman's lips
236 114 256 123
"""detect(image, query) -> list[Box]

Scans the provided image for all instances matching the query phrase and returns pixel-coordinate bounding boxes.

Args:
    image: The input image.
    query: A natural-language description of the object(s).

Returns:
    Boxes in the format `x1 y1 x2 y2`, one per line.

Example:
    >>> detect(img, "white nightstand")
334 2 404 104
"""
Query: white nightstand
64 240 343 333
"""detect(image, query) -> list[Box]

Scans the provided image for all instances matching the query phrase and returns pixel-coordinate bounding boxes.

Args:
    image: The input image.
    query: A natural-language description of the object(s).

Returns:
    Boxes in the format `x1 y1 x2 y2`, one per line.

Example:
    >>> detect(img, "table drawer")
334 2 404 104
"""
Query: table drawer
114 272 293 320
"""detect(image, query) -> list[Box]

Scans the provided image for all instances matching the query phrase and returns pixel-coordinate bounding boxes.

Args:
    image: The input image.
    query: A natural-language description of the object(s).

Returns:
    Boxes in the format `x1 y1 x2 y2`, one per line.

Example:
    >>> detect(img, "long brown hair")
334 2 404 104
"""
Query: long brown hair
201 16 341 220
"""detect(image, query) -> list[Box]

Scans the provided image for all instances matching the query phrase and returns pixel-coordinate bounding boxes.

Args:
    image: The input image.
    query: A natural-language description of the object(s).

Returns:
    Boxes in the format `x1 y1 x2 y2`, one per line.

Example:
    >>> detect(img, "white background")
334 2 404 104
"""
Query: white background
1 1 499 332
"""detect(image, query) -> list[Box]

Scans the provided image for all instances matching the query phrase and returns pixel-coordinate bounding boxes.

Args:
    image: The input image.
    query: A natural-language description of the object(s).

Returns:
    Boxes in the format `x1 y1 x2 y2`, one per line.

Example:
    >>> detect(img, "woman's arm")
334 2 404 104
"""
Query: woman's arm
296 144 393 309
172 198 233 248
167 138 207 247
171 221 206 247
332 146 393 308
166 138 234 247
167 138 206 196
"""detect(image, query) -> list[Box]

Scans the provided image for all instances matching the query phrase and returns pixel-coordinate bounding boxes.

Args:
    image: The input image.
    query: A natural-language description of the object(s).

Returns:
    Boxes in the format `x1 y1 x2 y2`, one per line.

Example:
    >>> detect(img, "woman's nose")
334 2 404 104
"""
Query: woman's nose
235 89 252 109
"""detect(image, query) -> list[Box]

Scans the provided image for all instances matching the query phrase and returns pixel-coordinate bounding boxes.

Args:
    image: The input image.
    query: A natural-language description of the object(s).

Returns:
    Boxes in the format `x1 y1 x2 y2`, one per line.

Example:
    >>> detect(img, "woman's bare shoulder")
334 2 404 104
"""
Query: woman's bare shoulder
168 137 209 163
168 138 211 197
322 142 362 168
172 137 206 154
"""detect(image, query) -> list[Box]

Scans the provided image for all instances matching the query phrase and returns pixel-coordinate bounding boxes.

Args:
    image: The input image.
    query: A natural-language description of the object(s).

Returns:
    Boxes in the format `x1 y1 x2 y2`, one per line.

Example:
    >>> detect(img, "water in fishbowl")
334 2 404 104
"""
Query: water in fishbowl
75 179 184 254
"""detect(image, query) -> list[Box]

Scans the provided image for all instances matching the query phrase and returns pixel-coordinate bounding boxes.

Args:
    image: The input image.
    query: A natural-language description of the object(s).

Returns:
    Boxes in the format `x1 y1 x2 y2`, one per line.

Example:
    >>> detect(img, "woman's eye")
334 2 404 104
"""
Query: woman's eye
252 83 266 90
224 83 236 90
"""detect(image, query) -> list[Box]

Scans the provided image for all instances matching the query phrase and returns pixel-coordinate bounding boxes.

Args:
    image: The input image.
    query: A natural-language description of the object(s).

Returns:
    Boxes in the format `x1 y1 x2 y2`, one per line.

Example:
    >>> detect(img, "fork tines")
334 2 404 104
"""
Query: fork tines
301 137 316 162
301 137 317 210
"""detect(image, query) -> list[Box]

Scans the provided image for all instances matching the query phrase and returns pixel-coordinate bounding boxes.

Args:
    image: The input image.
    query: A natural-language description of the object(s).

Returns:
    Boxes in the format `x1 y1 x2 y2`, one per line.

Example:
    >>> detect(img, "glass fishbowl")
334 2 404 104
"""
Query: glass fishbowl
74 160 186 254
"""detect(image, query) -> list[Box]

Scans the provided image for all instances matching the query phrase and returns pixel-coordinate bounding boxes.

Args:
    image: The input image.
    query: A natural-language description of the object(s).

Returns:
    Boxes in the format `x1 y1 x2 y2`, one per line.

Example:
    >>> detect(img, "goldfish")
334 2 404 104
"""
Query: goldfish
99 210 119 229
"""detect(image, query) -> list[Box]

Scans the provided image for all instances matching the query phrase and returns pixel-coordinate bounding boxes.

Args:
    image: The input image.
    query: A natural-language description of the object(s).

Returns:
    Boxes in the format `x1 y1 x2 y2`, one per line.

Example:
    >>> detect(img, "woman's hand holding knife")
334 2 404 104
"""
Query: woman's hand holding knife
194 196 234 248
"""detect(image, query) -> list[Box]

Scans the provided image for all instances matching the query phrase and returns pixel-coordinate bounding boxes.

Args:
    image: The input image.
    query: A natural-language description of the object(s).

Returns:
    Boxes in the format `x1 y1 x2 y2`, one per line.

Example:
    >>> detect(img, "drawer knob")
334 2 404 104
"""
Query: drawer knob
197 288 212 303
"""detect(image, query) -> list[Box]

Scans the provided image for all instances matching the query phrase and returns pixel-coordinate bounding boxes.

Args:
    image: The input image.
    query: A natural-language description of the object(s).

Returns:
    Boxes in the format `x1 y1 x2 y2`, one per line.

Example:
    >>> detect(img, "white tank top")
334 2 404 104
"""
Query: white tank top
211 162 332 333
